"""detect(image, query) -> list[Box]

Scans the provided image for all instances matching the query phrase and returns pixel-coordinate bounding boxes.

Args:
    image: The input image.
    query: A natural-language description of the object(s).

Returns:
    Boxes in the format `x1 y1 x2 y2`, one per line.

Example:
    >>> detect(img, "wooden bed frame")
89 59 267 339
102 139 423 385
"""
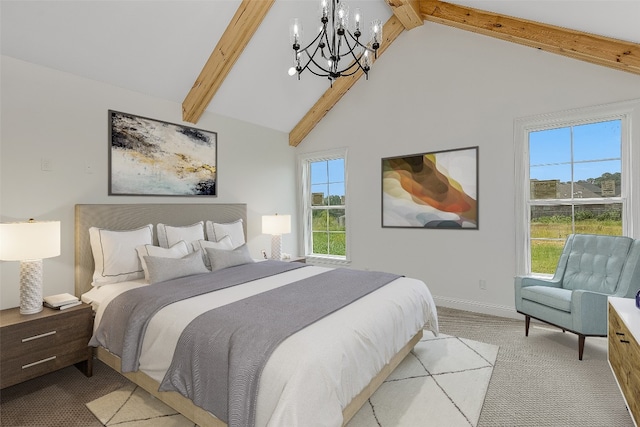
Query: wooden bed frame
96 331 422 427
75 203 422 427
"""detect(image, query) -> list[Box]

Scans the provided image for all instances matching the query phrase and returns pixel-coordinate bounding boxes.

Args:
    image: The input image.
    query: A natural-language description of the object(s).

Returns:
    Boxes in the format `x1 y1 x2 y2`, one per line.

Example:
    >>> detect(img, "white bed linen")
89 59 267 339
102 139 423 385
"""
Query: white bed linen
86 266 438 427
81 279 147 312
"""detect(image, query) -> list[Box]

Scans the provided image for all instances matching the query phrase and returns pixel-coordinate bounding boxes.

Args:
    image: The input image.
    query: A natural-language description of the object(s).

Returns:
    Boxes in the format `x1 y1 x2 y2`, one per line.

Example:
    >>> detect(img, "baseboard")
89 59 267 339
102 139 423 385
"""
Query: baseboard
433 295 522 320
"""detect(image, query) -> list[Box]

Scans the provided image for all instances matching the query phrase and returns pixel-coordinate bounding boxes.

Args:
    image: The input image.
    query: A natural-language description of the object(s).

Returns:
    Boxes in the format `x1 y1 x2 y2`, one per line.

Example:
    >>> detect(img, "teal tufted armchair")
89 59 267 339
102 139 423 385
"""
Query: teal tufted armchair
515 234 640 360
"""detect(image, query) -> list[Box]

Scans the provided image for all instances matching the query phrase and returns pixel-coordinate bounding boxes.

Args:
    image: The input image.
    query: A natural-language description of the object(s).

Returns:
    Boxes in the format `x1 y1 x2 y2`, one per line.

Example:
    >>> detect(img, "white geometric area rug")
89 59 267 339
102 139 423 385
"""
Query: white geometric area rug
86 333 498 427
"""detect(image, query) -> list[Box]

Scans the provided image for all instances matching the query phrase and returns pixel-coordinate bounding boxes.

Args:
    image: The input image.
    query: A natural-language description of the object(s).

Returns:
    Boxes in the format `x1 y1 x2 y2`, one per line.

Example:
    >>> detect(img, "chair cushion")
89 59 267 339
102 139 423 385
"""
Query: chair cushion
563 234 632 293
521 286 572 313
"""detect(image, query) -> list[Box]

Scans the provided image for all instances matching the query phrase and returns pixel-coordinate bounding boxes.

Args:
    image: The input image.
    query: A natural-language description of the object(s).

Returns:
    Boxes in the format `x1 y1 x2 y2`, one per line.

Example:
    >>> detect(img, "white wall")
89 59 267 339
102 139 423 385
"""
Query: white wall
0 56 298 309
3 23 640 318
296 23 640 318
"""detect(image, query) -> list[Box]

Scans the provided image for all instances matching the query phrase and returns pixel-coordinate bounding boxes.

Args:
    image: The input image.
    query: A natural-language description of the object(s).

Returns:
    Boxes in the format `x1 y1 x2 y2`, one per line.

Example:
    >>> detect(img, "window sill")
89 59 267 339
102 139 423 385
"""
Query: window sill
306 256 351 268
527 273 554 279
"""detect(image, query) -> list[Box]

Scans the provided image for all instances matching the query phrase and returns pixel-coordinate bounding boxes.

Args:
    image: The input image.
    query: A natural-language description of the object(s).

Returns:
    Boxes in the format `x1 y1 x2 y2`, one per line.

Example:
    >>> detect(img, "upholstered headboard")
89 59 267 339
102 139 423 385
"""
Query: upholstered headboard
74 203 247 296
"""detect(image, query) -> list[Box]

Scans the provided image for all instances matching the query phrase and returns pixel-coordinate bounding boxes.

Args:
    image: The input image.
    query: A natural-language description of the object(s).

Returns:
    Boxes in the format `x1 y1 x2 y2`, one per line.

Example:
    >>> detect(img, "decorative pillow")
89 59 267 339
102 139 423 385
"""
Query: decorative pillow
205 219 245 248
205 244 254 272
192 235 233 270
144 250 209 285
136 240 191 282
157 222 205 249
89 224 153 286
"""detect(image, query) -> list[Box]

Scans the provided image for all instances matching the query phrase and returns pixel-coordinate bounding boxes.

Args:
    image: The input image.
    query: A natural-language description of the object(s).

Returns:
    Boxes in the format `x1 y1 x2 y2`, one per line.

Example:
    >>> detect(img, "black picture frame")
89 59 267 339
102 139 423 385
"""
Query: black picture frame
382 146 479 229
108 110 217 196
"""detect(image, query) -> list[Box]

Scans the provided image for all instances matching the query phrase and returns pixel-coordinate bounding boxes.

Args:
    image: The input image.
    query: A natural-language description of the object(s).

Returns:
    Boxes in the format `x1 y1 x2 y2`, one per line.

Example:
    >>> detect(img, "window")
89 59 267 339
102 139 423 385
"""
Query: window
515 100 640 276
299 149 348 262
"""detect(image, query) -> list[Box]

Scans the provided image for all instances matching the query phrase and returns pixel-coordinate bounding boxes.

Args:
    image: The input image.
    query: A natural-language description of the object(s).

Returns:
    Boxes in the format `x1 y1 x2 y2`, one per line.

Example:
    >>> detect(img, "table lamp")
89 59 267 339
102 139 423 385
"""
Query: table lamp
0 219 61 314
262 214 291 260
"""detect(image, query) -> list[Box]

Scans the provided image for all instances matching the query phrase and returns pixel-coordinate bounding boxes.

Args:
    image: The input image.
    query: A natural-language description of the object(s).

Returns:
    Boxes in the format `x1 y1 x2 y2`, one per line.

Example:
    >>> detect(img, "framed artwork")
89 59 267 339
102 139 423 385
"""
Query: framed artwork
382 146 478 229
108 110 217 196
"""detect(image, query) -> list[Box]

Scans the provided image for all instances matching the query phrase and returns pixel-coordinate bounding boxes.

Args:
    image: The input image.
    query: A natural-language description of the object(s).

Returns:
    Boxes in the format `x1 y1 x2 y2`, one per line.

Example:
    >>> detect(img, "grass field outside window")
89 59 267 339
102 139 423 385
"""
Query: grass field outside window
530 217 622 274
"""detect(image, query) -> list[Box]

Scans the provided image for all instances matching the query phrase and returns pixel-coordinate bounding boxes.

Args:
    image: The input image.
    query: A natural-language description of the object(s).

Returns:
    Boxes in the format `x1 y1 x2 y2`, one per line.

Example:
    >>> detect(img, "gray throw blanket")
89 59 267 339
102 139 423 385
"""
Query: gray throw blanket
158 267 401 427
89 260 306 372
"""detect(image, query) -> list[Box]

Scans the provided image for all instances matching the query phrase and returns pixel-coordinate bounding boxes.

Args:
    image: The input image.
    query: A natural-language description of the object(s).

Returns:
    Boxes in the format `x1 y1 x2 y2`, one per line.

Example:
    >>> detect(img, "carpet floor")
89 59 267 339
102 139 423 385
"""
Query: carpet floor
83 333 497 427
437 307 634 427
0 307 634 426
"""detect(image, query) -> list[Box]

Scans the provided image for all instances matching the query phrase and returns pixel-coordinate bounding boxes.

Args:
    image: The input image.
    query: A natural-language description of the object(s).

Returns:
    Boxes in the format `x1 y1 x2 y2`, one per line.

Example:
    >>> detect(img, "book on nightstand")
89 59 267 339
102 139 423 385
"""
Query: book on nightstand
43 293 80 310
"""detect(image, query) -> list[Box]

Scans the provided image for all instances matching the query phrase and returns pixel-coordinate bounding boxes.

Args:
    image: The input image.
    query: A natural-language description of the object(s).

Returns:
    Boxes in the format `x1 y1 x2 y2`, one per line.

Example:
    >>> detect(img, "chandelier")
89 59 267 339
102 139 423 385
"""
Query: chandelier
288 0 383 84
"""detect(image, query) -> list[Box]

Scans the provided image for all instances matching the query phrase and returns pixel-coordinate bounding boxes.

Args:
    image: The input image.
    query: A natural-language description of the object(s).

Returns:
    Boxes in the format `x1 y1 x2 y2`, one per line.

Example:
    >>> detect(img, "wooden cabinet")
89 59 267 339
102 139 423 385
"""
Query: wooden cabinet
0 304 93 389
608 297 640 427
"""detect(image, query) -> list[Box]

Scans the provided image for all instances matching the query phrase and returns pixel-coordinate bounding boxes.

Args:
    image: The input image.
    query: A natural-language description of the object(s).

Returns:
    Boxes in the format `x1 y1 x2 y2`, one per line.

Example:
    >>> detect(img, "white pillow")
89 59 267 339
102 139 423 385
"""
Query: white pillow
205 244 254 272
192 236 233 270
89 224 153 286
136 240 191 282
144 250 209 285
205 219 245 249
157 222 205 249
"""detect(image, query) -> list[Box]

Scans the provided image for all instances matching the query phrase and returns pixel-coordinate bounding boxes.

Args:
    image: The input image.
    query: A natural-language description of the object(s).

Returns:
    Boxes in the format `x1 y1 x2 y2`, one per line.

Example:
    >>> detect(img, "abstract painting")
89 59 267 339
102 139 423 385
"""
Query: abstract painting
382 146 478 229
109 110 217 196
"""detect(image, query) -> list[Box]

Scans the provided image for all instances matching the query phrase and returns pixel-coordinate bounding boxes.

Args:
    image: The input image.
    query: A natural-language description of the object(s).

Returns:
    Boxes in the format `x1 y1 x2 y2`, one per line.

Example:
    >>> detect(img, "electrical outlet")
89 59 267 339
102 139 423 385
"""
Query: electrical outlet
41 158 52 171
479 279 487 290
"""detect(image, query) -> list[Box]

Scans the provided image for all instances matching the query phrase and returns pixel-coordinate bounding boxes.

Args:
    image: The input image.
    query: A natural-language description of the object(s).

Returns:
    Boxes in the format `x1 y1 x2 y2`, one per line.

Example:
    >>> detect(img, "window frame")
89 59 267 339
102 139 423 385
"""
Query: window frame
514 99 640 276
298 148 350 265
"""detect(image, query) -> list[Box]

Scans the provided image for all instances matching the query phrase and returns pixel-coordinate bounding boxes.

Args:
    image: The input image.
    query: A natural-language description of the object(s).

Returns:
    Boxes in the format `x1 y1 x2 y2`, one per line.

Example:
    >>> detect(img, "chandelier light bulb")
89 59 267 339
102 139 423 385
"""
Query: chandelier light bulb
320 0 328 19
336 2 349 30
371 19 382 44
354 8 361 31
288 67 297 76
290 18 302 46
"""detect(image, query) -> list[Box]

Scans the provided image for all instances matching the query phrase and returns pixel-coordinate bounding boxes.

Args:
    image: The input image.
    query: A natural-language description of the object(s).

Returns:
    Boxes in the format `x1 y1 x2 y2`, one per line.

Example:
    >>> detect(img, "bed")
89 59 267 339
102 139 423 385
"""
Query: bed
75 203 438 427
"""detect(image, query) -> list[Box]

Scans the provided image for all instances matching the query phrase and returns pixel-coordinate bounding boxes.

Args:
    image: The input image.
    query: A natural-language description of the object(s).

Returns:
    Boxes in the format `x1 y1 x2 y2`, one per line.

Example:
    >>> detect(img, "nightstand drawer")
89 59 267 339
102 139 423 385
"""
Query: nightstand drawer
0 337 91 387
1 309 90 359
608 299 640 427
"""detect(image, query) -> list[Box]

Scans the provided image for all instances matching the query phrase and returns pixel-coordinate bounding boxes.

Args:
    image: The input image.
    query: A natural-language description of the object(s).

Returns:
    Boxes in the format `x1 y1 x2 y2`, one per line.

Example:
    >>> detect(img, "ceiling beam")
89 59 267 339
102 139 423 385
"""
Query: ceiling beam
385 0 423 30
289 15 406 147
182 0 275 124
420 0 640 76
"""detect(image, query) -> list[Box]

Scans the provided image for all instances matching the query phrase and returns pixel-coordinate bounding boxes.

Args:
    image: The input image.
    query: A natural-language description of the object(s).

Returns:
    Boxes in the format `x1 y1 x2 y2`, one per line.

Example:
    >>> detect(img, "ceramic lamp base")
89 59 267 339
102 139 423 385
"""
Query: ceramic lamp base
19 259 44 315
270 234 282 260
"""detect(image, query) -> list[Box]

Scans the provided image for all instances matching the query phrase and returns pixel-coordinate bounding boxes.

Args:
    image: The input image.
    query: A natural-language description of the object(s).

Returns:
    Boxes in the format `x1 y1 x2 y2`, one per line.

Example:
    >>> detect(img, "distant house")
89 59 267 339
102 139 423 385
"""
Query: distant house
530 180 622 220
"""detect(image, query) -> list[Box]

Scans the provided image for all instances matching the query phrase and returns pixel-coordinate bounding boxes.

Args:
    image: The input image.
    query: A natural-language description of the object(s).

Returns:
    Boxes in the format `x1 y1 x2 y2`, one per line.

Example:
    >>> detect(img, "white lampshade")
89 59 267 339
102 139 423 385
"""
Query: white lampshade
262 215 291 236
262 214 291 260
0 220 61 261
0 220 61 315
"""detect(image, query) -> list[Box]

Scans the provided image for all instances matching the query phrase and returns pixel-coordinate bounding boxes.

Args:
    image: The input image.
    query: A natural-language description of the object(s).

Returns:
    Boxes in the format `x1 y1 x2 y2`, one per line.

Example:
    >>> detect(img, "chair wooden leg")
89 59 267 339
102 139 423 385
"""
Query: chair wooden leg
525 315 530 337
578 335 585 360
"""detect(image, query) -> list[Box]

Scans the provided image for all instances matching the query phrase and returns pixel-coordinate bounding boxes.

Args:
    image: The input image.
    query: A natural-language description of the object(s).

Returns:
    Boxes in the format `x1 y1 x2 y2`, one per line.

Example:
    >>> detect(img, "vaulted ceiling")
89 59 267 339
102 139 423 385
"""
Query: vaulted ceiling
2 1 639 146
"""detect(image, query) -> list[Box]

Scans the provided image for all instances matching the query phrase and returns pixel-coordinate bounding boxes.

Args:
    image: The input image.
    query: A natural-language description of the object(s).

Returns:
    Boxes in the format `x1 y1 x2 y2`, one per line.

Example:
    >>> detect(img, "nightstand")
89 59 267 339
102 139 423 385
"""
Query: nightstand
0 303 93 389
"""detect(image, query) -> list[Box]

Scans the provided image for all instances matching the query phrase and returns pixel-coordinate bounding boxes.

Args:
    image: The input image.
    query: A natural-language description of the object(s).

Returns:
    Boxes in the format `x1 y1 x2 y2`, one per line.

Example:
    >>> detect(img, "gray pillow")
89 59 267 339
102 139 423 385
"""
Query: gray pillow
205 244 254 272
144 250 209 284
